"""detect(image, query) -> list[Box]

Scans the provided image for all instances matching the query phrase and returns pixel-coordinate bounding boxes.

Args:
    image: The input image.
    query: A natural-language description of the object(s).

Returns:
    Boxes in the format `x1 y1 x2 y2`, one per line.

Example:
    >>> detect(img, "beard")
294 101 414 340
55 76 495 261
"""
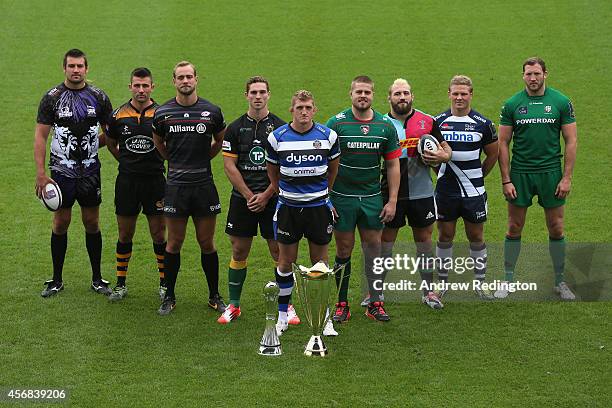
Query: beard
178 86 195 96
391 100 412 115
66 76 84 86
353 99 372 112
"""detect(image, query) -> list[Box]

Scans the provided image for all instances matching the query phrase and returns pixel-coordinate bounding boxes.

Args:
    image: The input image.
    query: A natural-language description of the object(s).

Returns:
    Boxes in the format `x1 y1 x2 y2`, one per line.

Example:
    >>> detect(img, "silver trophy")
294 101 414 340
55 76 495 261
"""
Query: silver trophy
292 261 346 357
258 281 282 356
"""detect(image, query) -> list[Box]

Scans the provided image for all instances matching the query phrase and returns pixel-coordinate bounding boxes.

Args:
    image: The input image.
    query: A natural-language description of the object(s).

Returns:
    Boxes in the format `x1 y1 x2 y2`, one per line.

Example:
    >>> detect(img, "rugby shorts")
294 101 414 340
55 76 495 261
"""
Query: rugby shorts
385 196 436 229
163 183 221 218
509 170 565 208
51 169 101 208
115 173 165 216
330 193 384 232
273 202 333 245
436 192 488 224
225 194 277 239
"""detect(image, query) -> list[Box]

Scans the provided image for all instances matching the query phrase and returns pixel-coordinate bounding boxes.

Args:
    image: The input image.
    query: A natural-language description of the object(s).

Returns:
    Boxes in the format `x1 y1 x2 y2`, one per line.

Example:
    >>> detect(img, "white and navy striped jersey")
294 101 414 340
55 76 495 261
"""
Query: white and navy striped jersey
266 122 340 207
434 109 497 197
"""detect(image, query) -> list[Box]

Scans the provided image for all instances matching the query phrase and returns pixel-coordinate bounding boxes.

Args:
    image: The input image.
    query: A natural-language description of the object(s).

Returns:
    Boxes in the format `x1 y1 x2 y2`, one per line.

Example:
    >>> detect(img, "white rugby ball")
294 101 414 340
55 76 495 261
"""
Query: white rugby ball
39 182 63 211
417 134 440 155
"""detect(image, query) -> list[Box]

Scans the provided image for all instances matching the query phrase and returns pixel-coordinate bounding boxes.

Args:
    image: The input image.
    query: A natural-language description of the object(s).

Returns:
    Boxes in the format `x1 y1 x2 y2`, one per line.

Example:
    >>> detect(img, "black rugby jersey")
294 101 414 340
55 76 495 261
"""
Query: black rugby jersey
106 100 164 176
152 97 225 186
222 112 286 197
37 83 113 178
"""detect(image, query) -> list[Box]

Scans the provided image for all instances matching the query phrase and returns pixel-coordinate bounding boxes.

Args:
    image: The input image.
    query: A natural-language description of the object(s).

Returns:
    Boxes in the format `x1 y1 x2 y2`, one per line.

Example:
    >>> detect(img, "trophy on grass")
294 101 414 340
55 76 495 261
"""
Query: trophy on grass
292 261 346 357
258 281 282 356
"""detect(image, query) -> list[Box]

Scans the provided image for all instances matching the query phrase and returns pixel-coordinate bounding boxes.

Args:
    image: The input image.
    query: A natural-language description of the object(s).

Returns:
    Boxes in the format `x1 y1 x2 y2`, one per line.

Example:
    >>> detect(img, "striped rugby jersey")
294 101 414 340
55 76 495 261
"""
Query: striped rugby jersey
434 109 497 197
265 122 340 207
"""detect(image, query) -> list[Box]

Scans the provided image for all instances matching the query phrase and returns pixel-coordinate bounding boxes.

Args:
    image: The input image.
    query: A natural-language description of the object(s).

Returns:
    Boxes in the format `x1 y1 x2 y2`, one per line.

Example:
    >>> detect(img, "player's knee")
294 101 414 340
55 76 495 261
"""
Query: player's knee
547 222 564 238
166 237 184 253
466 230 484 243
52 220 70 235
118 229 134 243
231 247 249 262
507 219 524 235
198 239 215 253
150 228 165 244
438 229 454 242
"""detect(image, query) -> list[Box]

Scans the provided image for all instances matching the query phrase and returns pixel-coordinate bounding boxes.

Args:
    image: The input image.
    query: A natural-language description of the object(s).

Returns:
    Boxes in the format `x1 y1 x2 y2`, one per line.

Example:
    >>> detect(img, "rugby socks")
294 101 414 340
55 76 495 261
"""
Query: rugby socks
504 235 521 282
380 241 394 285
115 241 132 287
436 241 453 283
51 232 67 282
470 242 487 281
164 251 180 299
228 258 247 307
363 243 383 302
153 242 166 286
334 256 351 303
549 236 566 285
85 231 102 282
417 242 434 296
275 267 293 322
201 251 220 297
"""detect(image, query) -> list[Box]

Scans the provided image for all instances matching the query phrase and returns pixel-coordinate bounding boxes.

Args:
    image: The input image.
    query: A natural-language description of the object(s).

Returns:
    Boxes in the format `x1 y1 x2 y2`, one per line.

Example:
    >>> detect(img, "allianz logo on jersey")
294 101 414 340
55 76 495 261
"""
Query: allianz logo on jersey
285 152 323 165
442 131 481 142
169 123 207 134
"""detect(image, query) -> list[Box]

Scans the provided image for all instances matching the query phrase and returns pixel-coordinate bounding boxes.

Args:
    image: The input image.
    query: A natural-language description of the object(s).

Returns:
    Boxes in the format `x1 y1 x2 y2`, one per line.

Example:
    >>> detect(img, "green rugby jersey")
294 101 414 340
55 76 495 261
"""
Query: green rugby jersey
326 108 400 197
500 87 575 172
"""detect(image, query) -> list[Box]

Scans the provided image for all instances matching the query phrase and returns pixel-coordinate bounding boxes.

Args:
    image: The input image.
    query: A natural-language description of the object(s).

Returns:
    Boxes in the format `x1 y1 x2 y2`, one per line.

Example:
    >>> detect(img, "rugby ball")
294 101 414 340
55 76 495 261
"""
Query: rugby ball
417 134 440 155
39 182 62 211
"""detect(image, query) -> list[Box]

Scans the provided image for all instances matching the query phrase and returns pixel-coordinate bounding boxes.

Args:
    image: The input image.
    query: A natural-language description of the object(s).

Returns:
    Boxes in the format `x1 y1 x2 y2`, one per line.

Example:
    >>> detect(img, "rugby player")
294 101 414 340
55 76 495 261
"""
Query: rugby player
106 67 166 301
35 49 113 297
266 90 340 336
153 61 227 315
327 76 401 322
497 57 577 300
218 76 290 324
434 75 498 300
380 79 451 311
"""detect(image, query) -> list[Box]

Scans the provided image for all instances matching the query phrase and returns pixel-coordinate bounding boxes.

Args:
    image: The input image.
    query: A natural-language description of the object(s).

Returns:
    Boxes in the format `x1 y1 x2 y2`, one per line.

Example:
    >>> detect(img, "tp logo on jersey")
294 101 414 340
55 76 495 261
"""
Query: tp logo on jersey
313 140 322 149
196 123 206 134
266 123 275 134
249 146 265 165
518 106 528 114
360 125 370 135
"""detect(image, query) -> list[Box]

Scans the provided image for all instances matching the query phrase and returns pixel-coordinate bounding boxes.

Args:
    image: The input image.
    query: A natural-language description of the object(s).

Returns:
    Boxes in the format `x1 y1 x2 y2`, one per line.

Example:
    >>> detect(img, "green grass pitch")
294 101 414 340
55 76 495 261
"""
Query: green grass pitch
1 0 611 406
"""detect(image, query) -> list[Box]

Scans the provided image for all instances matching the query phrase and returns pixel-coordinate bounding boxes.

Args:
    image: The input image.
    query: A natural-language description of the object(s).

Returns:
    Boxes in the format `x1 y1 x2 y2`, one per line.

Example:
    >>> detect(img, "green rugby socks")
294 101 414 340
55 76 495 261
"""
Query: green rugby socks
549 236 566 285
228 259 247 307
504 235 521 282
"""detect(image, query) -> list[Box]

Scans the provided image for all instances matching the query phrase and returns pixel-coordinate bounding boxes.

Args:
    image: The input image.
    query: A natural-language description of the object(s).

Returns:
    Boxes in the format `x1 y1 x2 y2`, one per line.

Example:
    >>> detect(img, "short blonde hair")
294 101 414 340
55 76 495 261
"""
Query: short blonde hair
388 78 411 95
290 89 315 107
449 75 473 92
173 61 197 77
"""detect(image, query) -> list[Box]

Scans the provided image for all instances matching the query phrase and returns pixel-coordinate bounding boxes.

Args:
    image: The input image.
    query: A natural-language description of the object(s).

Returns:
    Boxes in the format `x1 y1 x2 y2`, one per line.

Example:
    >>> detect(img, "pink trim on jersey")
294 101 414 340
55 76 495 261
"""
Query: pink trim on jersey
404 111 435 158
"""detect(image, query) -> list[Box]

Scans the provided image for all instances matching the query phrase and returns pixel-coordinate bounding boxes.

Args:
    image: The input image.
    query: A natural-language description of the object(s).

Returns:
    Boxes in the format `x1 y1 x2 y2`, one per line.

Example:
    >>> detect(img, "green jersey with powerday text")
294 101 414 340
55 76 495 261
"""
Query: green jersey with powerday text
499 87 575 173
326 108 401 197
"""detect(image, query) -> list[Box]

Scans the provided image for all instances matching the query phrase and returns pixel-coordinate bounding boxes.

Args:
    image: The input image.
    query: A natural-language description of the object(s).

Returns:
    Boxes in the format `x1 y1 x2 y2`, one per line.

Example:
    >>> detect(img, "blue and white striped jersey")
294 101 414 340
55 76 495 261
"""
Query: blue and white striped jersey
266 122 340 207
434 109 497 197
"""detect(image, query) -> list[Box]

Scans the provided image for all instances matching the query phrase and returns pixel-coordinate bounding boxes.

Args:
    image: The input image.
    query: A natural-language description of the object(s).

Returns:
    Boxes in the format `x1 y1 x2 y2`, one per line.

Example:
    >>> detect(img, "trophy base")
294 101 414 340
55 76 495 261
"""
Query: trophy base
304 335 328 357
259 344 282 356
